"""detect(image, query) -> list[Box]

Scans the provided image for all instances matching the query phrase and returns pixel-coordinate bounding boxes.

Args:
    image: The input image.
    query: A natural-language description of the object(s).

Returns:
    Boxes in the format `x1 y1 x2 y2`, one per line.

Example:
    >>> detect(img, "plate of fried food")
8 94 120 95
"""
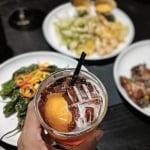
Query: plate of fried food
0 51 87 146
114 40 150 117
42 1 134 60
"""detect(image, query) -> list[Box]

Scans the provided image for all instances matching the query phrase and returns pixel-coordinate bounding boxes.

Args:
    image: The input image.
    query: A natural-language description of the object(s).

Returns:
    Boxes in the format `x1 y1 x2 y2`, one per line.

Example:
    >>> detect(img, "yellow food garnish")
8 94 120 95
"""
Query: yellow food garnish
96 4 113 12
15 68 50 98
95 0 117 13
19 84 36 98
76 39 95 56
39 61 49 67
44 93 72 132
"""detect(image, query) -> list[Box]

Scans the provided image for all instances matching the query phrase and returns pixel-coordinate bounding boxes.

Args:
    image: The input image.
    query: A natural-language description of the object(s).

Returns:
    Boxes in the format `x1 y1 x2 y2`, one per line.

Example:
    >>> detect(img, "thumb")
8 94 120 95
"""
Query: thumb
72 130 103 150
23 101 41 131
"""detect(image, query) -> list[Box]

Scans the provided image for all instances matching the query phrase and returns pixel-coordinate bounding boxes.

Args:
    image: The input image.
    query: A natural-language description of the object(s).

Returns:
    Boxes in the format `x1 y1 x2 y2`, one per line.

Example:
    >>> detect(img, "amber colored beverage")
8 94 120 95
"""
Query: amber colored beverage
34 69 108 149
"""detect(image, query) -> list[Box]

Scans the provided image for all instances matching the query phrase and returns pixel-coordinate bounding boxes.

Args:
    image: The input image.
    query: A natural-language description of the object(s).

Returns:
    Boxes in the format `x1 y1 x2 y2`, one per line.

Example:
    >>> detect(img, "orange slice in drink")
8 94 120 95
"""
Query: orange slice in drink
44 93 72 132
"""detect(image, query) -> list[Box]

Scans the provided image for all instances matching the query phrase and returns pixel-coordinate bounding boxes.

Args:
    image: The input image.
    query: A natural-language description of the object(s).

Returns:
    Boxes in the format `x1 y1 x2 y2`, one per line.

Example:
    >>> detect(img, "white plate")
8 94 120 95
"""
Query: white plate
42 2 135 60
0 51 87 146
113 40 150 117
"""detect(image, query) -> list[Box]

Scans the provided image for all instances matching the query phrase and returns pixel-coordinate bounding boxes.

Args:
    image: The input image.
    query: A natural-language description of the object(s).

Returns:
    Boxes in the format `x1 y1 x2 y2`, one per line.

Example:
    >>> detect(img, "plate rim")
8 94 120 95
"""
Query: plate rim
42 2 135 61
113 39 150 117
0 51 88 146
0 51 87 71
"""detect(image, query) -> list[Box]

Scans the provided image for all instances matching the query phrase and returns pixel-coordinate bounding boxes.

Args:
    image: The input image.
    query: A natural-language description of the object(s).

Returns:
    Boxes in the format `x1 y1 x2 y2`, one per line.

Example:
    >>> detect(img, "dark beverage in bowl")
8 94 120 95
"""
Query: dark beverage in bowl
34 69 108 149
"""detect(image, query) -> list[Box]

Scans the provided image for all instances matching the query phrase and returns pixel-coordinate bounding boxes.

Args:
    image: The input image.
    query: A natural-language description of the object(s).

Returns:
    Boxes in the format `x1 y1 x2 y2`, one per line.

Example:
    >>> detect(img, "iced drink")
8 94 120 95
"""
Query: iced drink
34 69 108 149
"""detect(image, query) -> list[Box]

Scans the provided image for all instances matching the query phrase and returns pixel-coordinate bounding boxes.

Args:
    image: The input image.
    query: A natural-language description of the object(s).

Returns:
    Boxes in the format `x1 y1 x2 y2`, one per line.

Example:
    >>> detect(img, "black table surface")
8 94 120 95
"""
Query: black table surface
0 0 150 150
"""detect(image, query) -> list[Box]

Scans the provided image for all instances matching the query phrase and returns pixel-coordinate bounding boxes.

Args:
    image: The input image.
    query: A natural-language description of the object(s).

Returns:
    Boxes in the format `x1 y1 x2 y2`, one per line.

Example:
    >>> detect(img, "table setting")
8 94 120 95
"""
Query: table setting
0 0 150 150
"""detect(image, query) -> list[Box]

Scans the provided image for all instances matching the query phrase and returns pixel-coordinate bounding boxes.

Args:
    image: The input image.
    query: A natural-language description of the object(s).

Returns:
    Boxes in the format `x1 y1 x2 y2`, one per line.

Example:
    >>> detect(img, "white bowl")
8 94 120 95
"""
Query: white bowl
113 40 150 117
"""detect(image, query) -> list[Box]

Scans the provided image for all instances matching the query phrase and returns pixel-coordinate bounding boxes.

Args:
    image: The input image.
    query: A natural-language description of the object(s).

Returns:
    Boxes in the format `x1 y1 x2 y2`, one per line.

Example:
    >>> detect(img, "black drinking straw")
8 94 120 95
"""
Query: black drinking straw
70 52 86 86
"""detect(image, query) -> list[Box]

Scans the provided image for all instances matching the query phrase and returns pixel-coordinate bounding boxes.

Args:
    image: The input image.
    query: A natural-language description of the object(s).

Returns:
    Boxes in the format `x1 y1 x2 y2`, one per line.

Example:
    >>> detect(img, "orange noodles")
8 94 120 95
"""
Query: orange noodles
20 84 36 98
15 67 50 99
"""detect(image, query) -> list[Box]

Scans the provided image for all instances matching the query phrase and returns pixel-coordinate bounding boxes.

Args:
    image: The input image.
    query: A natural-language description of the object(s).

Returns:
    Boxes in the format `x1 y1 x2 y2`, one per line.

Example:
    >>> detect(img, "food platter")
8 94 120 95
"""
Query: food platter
0 51 87 146
42 2 135 60
113 40 150 117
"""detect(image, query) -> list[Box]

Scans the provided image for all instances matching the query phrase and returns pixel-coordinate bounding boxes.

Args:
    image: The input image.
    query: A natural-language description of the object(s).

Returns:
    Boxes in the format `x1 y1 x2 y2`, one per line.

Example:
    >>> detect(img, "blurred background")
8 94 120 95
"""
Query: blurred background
0 0 150 58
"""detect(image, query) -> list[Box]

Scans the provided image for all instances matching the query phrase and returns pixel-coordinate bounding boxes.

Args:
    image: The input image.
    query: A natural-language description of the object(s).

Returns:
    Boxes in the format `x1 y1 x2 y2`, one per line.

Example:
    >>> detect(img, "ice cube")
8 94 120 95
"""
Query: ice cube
69 106 80 120
83 100 101 122
85 107 94 122
66 87 79 103
86 82 100 99
76 84 89 100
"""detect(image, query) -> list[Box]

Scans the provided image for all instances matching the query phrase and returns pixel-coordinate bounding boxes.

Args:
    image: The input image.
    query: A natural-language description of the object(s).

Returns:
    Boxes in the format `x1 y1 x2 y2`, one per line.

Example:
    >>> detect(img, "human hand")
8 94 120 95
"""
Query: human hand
17 101 103 150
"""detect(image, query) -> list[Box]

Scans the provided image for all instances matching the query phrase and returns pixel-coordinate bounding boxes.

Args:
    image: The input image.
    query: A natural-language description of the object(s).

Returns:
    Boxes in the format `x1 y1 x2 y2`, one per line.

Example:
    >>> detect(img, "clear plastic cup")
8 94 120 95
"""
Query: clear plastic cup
34 68 108 149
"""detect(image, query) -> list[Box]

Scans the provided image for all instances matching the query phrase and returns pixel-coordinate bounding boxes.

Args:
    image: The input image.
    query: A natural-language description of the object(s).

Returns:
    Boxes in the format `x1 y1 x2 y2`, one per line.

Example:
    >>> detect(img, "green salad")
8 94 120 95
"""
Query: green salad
0 63 59 139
